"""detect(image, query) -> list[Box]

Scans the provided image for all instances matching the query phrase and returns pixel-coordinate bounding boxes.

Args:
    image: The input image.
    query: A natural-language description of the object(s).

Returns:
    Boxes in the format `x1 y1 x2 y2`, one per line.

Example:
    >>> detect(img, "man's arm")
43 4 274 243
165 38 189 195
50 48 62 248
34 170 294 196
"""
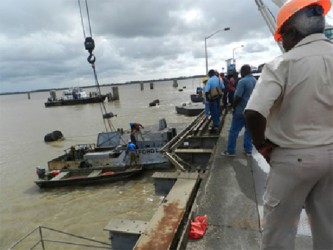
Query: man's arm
244 110 266 148
232 96 242 110
244 110 277 162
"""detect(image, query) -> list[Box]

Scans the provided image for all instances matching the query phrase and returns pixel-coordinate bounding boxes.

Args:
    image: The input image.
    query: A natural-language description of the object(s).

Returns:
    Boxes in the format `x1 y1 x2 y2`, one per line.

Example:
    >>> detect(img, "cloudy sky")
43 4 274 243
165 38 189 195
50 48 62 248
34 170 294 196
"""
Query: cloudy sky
1 0 332 93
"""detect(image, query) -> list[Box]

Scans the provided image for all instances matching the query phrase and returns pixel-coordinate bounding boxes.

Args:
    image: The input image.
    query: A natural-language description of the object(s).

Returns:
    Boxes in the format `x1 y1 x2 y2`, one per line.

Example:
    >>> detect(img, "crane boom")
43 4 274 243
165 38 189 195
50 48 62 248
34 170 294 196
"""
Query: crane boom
255 0 333 54
255 0 285 52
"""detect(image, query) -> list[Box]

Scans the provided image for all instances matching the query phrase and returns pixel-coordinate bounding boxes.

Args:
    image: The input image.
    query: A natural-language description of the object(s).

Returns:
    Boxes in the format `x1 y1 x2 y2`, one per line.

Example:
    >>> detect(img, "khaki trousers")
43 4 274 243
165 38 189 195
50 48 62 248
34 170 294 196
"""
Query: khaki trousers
261 144 333 250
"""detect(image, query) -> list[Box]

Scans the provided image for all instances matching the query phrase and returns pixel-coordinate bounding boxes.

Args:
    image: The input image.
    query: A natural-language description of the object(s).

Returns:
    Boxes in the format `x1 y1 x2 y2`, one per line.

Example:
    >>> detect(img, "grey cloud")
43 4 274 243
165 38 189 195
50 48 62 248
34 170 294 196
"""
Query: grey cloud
0 0 299 92
88 0 181 38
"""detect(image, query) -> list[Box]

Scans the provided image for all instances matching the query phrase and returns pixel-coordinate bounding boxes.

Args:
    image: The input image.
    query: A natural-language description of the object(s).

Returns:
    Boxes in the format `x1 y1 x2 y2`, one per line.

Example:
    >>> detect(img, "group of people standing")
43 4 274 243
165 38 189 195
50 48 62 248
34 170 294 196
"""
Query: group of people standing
203 64 256 159
202 69 238 121
126 3 333 245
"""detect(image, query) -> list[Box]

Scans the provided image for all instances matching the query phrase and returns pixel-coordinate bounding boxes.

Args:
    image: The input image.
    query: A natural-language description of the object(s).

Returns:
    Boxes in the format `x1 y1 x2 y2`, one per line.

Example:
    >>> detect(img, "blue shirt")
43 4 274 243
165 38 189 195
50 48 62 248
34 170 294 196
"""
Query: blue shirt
205 75 225 93
234 75 256 114
127 142 136 152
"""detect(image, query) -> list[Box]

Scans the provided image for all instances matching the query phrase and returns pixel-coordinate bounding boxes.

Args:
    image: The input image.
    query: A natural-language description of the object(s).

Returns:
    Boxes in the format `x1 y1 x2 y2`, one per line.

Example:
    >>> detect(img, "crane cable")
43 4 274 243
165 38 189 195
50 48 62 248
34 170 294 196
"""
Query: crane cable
77 0 118 134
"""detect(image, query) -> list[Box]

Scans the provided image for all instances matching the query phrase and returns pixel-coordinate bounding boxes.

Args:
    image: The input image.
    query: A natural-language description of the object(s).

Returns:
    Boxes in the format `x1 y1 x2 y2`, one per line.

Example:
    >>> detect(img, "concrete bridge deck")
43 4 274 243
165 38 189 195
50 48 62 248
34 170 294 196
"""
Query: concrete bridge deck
185 114 312 250
105 113 313 250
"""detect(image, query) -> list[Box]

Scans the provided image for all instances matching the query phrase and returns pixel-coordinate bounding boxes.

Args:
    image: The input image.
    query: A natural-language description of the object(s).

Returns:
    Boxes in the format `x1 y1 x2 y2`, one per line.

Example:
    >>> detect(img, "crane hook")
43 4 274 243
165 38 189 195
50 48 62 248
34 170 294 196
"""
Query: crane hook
87 53 96 64
84 37 96 64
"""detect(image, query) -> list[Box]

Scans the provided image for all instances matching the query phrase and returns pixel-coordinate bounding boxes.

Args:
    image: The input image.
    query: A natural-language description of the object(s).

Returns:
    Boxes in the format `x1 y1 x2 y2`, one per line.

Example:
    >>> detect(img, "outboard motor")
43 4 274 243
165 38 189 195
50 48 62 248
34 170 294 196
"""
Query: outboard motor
36 166 46 179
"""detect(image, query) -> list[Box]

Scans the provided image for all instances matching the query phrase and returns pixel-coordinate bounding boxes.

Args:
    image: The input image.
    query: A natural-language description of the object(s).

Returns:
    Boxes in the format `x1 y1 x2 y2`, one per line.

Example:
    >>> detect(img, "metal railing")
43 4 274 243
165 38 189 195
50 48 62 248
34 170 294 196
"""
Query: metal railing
9 226 111 249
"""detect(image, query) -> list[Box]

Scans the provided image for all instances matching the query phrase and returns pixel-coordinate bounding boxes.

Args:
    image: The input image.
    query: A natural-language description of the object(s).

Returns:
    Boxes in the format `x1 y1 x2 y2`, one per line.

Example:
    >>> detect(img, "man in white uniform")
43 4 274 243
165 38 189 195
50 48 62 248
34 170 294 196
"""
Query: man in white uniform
244 0 333 249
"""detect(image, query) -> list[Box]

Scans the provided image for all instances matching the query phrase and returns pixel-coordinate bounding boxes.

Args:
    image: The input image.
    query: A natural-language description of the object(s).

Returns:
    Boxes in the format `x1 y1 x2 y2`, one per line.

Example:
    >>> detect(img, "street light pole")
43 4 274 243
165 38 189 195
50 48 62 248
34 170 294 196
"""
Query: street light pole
205 27 230 75
232 44 244 64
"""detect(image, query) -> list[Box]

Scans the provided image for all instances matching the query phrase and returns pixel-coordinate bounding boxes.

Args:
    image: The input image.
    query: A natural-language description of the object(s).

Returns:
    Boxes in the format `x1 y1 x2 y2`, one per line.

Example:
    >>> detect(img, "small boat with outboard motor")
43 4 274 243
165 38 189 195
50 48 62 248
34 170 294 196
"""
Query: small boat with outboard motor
35 165 143 188
44 88 106 107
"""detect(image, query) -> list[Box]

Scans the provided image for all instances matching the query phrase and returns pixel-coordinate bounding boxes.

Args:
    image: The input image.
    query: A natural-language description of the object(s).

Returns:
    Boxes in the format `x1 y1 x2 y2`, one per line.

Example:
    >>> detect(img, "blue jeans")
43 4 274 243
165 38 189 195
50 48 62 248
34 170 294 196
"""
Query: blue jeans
209 100 220 126
227 112 252 154
222 91 228 107
228 92 234 105
204 101 210 117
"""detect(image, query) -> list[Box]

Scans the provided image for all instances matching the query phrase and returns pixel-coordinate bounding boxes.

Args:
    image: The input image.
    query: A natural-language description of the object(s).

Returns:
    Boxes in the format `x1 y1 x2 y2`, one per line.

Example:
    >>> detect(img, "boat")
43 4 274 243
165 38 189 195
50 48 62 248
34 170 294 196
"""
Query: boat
35 119 180 188
45 122 176 170
176 102 204 116
35 166 143 188
44 88 106 107
190 94 204 103
190 87 204 103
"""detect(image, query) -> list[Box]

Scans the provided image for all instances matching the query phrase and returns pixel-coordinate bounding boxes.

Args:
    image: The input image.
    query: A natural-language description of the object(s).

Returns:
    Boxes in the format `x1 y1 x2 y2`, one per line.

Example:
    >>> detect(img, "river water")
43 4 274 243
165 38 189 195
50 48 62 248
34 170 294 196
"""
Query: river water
0 78 202 249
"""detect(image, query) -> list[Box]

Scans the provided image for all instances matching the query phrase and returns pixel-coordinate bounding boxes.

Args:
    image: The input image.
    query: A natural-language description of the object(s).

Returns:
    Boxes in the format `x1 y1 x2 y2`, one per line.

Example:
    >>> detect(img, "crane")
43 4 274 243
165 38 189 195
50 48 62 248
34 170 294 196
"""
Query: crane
255 0 333 53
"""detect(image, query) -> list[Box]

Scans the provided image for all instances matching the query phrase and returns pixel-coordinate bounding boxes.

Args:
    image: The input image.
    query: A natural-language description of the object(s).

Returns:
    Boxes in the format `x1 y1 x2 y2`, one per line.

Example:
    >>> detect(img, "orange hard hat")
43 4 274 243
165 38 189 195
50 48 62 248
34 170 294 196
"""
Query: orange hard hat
274 0 331 41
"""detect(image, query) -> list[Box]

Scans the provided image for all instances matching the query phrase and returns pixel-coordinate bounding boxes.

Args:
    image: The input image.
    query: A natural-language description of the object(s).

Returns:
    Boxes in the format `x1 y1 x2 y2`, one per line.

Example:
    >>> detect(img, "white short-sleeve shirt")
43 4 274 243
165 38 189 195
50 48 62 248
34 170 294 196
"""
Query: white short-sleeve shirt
245 34 333 148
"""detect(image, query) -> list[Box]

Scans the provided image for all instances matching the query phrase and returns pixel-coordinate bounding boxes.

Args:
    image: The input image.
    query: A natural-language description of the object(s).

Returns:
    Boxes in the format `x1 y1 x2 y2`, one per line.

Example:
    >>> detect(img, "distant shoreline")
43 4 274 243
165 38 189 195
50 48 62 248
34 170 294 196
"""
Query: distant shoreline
0 75 205 96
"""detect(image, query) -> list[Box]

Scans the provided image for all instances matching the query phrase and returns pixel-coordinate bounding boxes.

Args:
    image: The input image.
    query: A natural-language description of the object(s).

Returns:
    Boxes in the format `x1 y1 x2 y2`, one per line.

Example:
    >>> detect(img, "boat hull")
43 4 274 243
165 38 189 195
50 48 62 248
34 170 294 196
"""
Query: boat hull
190 94 204 103
35 167 143 188
176 103 204 116
44 95 106 107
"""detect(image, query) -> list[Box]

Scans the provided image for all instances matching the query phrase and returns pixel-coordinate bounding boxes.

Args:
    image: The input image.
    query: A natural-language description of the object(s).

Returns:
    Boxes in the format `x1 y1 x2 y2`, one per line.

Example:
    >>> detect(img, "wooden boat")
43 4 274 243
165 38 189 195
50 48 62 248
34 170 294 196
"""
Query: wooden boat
35 166 143 188
44 88 106 107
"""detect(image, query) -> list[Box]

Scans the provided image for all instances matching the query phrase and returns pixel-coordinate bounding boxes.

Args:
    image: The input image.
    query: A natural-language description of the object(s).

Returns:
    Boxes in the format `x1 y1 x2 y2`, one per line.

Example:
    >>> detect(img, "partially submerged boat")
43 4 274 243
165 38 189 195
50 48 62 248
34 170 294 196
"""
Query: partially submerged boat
44 88 106 107
35 120 179 188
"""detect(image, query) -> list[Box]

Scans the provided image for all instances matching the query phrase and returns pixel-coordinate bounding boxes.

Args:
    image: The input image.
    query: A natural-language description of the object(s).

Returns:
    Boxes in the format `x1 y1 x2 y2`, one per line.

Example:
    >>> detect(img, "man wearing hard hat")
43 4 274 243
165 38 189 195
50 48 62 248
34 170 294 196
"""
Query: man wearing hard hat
244 0 333 249
202 77 210 117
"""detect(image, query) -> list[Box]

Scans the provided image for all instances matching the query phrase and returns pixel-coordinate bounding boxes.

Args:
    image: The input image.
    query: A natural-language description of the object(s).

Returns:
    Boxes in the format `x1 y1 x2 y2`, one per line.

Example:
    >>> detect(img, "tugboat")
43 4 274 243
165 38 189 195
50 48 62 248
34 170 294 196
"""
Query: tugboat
44 88 106 107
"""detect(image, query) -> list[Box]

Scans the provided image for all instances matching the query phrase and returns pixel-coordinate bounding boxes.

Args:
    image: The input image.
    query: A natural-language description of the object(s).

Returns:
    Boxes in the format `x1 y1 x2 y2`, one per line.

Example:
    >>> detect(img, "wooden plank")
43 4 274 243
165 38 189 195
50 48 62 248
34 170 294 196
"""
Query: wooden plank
104 219 148 235
134 174 199 250
152 172 198 180
88 170 102 177
174 148 213 154
152 172 179 179
165 152 186 172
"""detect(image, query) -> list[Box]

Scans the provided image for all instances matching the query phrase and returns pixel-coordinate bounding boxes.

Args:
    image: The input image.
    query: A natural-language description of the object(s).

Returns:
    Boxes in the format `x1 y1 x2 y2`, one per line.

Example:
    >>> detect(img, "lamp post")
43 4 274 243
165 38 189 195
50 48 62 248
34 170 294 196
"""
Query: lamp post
205 27 230 75
232 44 244 64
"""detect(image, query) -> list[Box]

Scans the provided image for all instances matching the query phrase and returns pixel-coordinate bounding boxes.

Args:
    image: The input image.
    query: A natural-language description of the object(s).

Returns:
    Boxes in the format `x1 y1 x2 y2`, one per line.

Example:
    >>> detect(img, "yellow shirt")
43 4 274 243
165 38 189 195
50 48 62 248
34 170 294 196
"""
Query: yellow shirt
245 34 333 148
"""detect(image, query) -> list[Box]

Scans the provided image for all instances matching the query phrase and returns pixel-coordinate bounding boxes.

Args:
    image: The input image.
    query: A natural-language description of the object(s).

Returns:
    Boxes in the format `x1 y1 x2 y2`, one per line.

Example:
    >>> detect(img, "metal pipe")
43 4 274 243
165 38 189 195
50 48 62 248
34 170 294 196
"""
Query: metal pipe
232 44 244 64
205 27 230 75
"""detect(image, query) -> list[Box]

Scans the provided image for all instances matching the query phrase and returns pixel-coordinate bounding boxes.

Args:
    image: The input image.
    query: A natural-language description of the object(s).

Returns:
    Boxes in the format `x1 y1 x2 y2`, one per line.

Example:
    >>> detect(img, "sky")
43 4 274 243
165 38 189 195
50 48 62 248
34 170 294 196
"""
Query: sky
0 0 332 93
